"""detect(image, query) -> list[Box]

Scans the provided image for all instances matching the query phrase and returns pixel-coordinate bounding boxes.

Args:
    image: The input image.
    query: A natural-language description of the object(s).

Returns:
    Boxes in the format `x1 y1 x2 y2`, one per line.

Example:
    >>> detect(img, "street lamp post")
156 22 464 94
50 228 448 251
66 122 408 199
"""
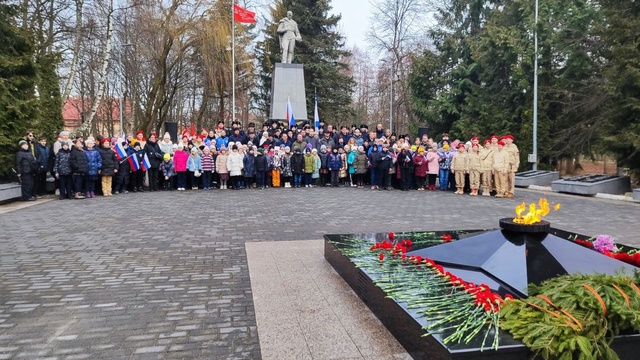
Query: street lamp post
390 61 393 133
120 43 132 138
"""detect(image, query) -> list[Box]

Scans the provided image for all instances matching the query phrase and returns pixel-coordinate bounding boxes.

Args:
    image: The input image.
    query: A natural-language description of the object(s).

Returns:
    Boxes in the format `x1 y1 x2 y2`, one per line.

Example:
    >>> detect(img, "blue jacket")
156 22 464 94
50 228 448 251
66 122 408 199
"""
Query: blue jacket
35 143 50 173
328 153 342 170
243 153 256 176
84 147 102 175
216 136 229 150
187 154 202 172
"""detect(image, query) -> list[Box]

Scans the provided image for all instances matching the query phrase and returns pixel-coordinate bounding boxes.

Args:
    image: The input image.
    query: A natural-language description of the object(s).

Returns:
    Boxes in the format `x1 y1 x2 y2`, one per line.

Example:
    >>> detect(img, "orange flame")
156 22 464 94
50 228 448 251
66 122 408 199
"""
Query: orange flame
513 198 559 225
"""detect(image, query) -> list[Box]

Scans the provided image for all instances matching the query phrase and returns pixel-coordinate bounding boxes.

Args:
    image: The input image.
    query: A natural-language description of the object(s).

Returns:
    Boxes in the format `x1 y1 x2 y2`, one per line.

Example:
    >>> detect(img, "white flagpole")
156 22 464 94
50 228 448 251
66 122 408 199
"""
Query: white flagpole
232 2 236 126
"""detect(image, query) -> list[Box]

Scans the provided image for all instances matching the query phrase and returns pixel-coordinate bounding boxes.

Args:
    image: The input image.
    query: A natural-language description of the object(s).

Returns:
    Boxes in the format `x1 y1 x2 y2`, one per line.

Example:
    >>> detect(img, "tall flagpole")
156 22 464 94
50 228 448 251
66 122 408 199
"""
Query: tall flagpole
532 0 538 170
232 1 236 125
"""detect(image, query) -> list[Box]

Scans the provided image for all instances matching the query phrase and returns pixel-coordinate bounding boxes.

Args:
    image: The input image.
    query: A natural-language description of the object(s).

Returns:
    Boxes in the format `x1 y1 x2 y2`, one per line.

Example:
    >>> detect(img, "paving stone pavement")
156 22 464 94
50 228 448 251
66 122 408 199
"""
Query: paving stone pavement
0 187 639 360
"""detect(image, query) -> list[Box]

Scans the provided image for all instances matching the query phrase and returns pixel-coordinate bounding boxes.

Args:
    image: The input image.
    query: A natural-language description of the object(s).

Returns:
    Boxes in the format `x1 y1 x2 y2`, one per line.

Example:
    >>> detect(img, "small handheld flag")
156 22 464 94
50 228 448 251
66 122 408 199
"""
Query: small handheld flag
114 140 127 160
128 153 140 171
314 93 320 132
141 153 151 172
286 97 296 128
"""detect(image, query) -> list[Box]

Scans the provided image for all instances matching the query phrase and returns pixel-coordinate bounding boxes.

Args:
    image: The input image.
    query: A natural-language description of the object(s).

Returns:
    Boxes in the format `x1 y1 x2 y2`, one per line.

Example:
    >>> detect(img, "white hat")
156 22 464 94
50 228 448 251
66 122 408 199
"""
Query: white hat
191 147 198 153
172 144 178 149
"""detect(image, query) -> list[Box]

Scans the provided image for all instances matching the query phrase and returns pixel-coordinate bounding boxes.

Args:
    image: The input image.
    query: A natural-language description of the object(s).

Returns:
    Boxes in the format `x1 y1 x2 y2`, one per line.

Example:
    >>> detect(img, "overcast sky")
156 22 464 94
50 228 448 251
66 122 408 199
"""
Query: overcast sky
329 0 371 48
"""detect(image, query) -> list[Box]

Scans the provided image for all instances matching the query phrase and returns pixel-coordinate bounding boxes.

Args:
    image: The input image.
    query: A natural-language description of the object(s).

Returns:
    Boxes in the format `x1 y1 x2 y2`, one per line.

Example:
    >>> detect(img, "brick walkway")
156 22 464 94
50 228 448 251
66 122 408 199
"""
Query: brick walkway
0 188 638 359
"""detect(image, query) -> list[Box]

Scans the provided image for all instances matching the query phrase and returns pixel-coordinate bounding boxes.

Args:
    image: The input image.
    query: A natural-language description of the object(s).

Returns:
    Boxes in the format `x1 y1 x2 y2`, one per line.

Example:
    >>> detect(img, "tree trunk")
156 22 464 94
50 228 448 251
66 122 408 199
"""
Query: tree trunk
62 0 84 108
79 0 113 133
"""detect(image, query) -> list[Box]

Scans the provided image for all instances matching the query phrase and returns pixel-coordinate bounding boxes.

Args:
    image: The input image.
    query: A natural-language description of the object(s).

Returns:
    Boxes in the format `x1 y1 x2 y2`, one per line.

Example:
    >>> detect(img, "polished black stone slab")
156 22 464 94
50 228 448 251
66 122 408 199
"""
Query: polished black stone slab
325 229 640 360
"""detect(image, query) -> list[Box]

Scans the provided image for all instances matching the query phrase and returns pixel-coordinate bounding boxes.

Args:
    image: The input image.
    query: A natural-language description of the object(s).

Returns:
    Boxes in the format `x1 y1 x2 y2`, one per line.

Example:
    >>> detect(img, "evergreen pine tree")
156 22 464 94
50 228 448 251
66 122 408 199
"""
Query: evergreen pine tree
0 1 38 178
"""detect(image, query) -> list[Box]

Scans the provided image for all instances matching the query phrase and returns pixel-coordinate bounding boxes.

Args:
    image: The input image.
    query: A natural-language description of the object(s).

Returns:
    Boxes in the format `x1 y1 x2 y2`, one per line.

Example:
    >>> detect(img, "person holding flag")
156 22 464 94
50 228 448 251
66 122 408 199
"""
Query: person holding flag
130 141 145 192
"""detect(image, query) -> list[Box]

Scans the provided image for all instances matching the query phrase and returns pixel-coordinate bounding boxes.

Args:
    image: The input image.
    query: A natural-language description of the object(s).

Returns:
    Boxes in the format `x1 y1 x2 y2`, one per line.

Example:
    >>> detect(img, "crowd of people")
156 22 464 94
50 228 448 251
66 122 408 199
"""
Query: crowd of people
13 121 520 201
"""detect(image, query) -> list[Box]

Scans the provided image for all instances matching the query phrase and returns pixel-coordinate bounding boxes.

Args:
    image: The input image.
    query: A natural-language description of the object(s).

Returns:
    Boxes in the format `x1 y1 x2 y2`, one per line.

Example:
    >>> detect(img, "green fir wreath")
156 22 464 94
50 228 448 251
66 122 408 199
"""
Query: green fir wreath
499 273 640 360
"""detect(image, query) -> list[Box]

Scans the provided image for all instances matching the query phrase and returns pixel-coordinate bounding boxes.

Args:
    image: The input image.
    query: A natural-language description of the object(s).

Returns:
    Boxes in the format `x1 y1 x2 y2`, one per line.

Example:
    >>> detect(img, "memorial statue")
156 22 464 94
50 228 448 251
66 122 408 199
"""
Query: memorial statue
277 11 302 64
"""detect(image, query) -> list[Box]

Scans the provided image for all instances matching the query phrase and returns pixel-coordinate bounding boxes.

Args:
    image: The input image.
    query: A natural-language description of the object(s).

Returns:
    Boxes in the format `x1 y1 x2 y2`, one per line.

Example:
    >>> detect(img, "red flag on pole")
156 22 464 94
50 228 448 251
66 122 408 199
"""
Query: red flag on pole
233 4 256 23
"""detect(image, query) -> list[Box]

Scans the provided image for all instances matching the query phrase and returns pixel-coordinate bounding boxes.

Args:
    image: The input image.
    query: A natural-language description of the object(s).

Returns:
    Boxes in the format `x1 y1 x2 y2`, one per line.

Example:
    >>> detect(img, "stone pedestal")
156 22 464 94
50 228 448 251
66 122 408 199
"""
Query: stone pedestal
633 189 640 202
270 63 308 123
551 174 631 195
515 170 559 187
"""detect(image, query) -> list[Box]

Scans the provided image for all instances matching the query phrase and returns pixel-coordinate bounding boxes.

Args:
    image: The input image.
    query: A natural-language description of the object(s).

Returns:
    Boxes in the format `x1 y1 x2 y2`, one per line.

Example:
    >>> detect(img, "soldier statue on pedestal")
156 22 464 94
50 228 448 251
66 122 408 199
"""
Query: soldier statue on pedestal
277 11 302 64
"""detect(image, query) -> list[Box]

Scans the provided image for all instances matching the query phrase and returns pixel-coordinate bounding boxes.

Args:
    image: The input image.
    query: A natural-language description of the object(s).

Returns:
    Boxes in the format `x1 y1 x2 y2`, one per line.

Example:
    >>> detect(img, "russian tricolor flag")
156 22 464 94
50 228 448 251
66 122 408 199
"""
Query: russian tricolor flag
129 153 140 171
141 153 151 172
114 140 127 160
286 97 295 128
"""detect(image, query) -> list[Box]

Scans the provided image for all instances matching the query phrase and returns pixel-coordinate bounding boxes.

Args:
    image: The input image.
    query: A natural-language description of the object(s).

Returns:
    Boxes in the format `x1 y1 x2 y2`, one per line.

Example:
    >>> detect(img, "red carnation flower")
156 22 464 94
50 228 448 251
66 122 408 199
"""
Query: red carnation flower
441 234 452 242
388 232 395 240
379 253 385 261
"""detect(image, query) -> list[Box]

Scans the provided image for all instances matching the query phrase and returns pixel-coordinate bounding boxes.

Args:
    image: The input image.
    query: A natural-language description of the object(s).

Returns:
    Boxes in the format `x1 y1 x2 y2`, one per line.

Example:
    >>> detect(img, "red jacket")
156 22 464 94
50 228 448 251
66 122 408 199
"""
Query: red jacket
413 154 428 177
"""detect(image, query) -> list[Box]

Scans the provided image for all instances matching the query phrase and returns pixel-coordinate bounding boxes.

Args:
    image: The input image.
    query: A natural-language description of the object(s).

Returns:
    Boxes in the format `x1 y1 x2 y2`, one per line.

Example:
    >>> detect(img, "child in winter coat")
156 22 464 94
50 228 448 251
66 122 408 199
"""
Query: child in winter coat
437 144 453 191
187 147 202 190
84 139 102 198
243 148 256 188
226 145 244 190
328 148 342 187
339 147 348 186
271 147 282 187
98 138 117 196
54 141 73 199
173 143 189 191
281 147 293 188
290 148 305 188
354 146 368 188
425 144 439 190
200 146 214 190
114 142 131 194
347 146 357 187
255 148 269 189
413 147 428 190
130 141 145 192
215 146 230 189
311 149 321 186
161 153 175 190
303 148 315 187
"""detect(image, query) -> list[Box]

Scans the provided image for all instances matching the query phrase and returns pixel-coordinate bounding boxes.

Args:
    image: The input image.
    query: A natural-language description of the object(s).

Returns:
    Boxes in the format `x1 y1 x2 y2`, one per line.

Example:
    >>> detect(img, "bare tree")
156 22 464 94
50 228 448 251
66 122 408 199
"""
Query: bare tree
62 0 84 106
78 0 115 133
367 0 432 133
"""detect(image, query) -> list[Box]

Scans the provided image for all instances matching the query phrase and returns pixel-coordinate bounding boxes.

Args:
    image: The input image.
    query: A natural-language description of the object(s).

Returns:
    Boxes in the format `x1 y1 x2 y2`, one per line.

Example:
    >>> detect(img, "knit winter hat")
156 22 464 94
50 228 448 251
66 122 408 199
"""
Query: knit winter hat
443 144 450 150
191 147 198 153
18 140 27 146
163 153 171 161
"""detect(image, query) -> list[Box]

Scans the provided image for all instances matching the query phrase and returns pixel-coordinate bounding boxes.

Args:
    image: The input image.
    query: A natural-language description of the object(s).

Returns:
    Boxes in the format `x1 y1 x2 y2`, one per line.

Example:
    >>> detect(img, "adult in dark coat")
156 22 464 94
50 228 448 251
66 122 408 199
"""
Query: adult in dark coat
143 133 163 191
375 146 392 190
397 148 413 191
15 140 38 201
34 137 51 196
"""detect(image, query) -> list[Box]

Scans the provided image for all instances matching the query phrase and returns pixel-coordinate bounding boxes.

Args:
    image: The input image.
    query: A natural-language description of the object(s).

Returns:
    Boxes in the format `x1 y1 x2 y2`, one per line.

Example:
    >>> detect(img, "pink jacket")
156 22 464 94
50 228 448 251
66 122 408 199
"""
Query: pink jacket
173 150 189 172
426 151 439 174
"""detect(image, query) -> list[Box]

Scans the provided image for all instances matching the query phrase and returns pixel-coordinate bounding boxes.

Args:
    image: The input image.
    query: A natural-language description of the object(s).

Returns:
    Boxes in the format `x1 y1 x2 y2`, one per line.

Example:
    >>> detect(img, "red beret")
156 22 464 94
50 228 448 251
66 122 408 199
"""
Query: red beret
458 143 465 149
499 136 507 141
101 138 110 144
484 139 491 145
490 135 498 140
471 136 479 141
505 134 514 140
136 130 144 135
498 141 505 146
472 143 479 147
